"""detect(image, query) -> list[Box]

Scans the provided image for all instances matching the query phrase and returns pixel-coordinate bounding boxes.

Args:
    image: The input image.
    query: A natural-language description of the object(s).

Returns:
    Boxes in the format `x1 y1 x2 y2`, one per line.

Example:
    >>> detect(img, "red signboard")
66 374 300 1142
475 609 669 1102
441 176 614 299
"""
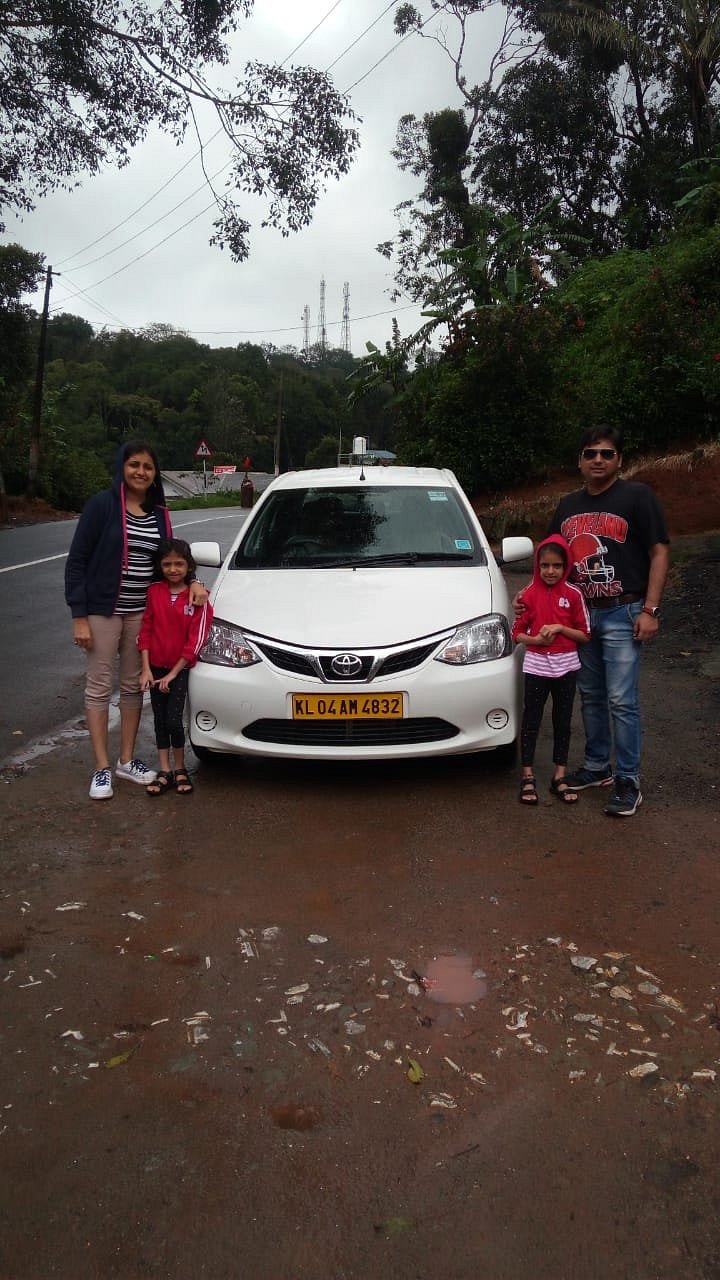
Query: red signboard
213 465 236 474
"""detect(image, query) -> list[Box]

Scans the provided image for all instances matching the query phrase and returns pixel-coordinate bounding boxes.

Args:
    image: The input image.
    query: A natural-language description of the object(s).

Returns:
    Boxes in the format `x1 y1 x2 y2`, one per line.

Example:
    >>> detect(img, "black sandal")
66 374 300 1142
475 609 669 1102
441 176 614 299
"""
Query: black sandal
550 776 578 804
519 777 538 805
174 769 194 796
146 770 174 797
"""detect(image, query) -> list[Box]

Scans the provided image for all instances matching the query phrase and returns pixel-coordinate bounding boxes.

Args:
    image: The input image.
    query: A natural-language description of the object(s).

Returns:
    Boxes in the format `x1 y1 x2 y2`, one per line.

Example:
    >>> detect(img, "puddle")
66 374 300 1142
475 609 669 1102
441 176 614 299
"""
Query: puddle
423 953 487 1004
270 1103 322 1131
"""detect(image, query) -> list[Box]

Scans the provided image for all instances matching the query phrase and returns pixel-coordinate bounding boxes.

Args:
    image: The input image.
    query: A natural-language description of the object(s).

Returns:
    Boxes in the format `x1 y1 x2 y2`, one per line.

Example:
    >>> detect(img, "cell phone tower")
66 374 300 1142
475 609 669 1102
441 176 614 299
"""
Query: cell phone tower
316 276 327 355
301 304 310 358
341 281 351 353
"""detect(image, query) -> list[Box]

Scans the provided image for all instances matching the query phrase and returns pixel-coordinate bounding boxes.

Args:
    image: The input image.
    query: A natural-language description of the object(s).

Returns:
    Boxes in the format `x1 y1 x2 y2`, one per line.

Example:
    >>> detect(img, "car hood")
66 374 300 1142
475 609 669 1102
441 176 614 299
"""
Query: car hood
212 565 499 647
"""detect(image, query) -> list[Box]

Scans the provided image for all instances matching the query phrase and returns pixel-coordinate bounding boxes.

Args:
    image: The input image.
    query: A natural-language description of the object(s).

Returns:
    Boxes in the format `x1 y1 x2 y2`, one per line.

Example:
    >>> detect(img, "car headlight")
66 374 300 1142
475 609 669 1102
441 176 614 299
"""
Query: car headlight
199 619 262 668
435 614 511 665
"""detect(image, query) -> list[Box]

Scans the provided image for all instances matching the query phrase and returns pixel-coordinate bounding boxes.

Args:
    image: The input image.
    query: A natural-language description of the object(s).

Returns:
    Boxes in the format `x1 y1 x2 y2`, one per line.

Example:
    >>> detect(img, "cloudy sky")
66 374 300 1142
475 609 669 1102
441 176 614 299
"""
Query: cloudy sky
6 0 502 356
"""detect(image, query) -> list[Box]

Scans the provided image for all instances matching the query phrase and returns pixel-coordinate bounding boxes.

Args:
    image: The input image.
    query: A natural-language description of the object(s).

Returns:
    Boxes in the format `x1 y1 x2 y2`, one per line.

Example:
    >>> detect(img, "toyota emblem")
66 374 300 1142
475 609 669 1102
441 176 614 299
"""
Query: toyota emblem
331 652 363 678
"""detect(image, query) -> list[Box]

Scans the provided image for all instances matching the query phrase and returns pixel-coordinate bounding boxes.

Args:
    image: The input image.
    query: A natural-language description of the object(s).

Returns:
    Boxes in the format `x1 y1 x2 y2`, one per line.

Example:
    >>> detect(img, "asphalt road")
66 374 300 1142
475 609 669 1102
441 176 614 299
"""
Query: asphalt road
0 507 245 763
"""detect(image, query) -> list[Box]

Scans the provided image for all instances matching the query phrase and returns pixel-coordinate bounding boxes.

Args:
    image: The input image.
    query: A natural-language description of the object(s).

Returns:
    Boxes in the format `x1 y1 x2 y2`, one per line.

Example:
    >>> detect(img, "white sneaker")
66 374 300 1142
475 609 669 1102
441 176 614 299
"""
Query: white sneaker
115 757 157 786
89 767 114 800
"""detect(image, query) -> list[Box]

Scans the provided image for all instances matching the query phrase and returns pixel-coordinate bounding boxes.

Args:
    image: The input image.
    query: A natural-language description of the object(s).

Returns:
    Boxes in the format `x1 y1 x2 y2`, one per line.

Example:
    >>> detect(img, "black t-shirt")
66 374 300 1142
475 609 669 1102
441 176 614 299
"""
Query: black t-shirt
547 480 669 603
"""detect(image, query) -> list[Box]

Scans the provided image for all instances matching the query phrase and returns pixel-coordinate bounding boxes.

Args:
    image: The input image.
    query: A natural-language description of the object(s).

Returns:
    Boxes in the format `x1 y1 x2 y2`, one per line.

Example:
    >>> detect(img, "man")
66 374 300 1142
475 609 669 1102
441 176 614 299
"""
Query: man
546 426 670 816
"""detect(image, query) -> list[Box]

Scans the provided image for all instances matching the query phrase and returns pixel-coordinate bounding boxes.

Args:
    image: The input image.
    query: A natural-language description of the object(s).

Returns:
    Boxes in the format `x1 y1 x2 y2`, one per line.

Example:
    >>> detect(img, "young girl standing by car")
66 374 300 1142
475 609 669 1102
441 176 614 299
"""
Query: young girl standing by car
511 536 590 805
138 539 213 796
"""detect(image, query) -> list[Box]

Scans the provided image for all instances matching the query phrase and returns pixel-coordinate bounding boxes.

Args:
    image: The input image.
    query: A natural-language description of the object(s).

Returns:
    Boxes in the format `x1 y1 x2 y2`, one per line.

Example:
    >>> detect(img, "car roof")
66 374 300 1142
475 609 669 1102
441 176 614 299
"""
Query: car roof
265 466 461 493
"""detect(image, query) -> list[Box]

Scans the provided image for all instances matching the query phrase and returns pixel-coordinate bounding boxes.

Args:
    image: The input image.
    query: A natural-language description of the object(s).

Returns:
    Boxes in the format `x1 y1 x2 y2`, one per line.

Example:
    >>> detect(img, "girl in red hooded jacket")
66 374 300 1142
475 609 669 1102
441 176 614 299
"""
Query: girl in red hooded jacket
511 536 590 805
138 539 213 797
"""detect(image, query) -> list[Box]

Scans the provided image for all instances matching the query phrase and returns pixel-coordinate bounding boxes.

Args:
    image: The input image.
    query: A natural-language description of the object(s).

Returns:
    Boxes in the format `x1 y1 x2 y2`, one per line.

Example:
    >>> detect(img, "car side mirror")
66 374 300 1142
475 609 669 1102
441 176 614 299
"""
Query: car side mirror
190 541 222 568
499 536 534 565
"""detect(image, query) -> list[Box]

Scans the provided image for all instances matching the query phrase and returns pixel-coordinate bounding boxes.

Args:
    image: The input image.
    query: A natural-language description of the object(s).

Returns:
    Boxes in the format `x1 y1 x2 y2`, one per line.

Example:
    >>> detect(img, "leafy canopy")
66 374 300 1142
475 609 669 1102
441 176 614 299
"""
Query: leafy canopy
0 1 359 255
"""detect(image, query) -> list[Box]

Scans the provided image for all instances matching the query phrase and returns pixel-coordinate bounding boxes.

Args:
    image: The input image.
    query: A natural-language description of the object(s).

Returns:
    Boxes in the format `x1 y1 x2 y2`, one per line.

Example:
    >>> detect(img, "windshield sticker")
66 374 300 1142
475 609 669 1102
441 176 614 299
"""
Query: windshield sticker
427 491 449 501
455 539 472 550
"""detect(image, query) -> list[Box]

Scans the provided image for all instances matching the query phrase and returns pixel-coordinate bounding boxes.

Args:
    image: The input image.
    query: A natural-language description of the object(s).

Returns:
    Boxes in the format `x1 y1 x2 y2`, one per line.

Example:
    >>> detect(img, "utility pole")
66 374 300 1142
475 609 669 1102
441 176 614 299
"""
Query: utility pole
273 370 284 476
27 264 54 499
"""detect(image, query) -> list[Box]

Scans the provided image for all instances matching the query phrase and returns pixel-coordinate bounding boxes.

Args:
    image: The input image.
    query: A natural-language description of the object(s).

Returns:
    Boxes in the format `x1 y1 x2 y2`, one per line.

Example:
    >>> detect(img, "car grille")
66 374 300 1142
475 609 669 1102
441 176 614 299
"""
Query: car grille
242 718 459 746
252 639 440 683
375 642 437 677
254 643 316 677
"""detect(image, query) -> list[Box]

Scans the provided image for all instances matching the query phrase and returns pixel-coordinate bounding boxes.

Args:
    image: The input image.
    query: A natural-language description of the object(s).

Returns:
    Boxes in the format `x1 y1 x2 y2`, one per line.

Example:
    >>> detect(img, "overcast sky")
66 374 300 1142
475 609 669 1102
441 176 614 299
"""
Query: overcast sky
6 0 502 356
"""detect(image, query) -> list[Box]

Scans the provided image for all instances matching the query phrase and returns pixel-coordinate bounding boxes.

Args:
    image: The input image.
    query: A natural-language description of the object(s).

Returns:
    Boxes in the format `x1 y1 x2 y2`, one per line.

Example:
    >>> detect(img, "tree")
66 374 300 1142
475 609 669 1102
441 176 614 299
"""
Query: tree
380 2 542 301
0 2 359 256
0 244 44 518
383 0 720 301
505 0 720 242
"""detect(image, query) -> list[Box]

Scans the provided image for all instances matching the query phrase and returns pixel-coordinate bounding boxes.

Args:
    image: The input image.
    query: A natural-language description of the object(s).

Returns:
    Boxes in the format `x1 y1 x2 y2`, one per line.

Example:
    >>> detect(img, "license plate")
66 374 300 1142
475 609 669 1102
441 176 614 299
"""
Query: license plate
292 693 404 720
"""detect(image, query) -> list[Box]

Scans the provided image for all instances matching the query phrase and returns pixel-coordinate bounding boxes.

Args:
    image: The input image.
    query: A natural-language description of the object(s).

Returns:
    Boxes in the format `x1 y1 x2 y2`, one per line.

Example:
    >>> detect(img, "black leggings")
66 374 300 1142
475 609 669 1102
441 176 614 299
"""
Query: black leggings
149 667 189 750
520 671 577 769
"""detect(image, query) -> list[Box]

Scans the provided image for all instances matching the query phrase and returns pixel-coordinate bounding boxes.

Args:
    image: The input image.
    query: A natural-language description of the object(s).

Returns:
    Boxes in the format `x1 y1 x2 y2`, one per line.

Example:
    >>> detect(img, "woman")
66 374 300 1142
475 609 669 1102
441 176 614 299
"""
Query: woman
65 440 207 800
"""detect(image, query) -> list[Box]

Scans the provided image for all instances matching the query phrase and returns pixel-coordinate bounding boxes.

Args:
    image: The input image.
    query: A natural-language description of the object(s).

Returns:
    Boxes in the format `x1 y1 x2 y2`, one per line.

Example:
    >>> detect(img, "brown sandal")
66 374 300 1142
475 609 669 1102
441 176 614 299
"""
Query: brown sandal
174 769 194 796
146 770 174 797
550 776 578 804
519 777 538 805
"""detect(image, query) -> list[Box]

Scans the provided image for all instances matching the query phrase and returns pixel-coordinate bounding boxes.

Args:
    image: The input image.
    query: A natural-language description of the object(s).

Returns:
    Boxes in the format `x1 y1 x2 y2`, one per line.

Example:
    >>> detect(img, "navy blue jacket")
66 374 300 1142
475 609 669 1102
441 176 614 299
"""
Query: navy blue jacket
65 449 171 618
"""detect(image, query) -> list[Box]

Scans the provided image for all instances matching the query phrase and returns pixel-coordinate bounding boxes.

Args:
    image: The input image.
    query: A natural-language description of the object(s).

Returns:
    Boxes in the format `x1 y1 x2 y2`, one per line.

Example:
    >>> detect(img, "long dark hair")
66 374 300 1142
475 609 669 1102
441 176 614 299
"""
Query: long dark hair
153 538 196 585
122 439 163 512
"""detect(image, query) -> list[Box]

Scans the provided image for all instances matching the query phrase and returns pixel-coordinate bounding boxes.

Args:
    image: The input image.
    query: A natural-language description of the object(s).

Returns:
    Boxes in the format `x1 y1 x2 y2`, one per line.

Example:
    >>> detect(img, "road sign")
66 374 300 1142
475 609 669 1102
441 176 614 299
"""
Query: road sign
195 438 213 459
213 465 236 474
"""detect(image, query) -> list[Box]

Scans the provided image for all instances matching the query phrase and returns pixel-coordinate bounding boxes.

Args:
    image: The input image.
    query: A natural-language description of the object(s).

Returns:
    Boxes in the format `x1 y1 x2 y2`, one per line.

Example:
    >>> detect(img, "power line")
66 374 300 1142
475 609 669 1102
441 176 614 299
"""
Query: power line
325 0 397 72
54 272 128 327
49 2 451 316
284 0 346 64
343 2 450 92
55 0 349 270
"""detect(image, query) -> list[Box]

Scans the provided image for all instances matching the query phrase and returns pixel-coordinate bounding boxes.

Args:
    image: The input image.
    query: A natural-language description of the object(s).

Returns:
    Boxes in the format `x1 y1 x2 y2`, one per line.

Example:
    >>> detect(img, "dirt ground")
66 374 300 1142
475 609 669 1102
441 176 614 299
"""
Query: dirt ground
1 455 720 1280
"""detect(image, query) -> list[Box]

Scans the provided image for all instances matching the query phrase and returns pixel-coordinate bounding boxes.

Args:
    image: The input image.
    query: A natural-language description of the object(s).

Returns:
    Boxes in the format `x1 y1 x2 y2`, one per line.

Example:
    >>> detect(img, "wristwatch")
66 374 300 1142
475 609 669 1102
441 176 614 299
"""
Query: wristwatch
642 605 660 617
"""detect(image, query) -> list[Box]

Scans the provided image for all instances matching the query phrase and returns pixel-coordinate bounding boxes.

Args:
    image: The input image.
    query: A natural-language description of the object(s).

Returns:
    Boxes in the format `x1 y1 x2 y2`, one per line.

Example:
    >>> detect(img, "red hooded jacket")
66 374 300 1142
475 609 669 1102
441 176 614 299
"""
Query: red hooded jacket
138 582 214 669
511 535 590 675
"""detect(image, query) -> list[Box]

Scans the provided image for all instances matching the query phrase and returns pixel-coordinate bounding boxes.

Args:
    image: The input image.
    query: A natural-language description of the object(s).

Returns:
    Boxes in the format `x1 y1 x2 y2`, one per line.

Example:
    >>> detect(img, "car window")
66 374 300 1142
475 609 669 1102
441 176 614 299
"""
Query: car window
233 486 486 568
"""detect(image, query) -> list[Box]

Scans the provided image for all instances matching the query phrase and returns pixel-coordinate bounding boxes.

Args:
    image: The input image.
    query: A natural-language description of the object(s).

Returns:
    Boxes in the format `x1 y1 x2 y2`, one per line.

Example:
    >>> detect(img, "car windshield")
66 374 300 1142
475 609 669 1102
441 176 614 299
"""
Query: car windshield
233 484 486 569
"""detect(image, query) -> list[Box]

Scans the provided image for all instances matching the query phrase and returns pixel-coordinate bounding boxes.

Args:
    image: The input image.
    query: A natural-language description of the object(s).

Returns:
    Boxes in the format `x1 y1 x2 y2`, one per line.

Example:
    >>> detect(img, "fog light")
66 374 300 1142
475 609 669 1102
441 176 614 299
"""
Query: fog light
195 711 217 732
486 708 509 730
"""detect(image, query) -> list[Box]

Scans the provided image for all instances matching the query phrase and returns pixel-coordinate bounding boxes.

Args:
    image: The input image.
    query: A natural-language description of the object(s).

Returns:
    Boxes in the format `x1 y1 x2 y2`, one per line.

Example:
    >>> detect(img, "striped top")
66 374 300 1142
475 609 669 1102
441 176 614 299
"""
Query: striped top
115 512 161 614
522 648 582 678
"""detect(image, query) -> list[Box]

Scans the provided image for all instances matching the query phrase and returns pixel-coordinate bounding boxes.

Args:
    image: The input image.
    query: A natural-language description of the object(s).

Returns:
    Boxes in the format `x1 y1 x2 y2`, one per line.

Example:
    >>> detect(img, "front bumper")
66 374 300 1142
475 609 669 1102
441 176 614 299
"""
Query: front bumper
188 648 524 761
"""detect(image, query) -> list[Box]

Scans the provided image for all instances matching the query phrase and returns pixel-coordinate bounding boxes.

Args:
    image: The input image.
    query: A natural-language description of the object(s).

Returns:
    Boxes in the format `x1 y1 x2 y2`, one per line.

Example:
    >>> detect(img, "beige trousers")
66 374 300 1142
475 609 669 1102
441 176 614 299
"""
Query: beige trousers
85 613 144 710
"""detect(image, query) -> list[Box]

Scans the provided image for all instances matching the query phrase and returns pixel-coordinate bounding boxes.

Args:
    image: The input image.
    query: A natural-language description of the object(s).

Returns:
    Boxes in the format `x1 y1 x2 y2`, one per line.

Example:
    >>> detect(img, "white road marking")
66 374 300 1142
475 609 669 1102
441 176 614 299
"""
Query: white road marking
0 513 241 573
0 553 68 573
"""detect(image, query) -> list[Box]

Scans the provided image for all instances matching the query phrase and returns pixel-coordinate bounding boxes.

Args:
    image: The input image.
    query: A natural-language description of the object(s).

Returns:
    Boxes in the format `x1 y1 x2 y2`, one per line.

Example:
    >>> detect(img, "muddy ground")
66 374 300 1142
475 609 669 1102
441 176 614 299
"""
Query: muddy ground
1 507 719 1278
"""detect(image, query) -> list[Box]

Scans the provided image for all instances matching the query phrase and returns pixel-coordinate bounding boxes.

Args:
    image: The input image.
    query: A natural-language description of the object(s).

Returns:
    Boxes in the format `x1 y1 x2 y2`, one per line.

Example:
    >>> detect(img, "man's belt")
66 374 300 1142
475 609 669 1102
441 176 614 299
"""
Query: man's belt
589 592 644 610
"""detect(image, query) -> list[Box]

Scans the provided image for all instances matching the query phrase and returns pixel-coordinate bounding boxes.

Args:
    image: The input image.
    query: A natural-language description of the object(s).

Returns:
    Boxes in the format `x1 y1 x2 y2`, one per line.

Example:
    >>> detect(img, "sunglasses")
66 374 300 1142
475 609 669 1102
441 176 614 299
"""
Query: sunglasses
582 447 617 460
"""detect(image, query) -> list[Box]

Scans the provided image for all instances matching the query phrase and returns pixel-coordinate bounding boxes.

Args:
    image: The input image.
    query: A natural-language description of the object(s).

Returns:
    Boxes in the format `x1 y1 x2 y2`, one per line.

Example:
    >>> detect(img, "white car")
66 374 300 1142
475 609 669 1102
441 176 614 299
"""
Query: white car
189 466 532 762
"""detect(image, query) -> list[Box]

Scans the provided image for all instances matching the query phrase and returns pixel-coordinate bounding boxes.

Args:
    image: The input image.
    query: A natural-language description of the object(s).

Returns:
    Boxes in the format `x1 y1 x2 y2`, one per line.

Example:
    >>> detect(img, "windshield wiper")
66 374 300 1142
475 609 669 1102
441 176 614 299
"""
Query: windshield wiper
357 551 475 566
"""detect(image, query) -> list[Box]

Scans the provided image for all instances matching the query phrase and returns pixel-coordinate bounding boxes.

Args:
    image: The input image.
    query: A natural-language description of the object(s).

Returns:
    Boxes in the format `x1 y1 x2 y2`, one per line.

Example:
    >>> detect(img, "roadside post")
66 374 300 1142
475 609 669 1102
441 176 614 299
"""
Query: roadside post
194 437 213 497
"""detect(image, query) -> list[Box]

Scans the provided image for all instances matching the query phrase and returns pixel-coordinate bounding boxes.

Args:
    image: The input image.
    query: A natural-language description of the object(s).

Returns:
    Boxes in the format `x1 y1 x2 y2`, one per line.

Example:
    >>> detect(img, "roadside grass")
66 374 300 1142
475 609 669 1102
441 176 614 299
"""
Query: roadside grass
167 494 248 511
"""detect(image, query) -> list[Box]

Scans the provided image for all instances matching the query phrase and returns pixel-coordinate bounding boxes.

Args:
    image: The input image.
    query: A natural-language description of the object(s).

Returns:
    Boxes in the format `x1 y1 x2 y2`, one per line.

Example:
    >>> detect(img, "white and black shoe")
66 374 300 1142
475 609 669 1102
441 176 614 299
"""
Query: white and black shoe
89 767 114 800
115 757 157 786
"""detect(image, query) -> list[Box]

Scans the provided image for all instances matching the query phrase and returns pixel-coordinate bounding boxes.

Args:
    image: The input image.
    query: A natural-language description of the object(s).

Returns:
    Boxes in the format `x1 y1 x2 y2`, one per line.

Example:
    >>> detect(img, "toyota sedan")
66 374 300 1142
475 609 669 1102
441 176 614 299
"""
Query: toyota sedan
188 466 532 762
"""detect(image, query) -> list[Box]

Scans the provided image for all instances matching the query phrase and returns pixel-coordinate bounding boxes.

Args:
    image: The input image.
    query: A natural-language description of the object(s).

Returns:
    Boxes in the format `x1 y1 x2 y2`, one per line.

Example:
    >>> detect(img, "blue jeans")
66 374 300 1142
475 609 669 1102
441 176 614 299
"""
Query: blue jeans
578 601 643 784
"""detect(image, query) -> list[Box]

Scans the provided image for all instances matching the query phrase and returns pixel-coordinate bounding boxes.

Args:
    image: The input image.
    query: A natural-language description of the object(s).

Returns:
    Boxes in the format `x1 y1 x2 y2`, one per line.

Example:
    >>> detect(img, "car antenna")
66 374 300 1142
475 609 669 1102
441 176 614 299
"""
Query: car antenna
359 457 366 481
